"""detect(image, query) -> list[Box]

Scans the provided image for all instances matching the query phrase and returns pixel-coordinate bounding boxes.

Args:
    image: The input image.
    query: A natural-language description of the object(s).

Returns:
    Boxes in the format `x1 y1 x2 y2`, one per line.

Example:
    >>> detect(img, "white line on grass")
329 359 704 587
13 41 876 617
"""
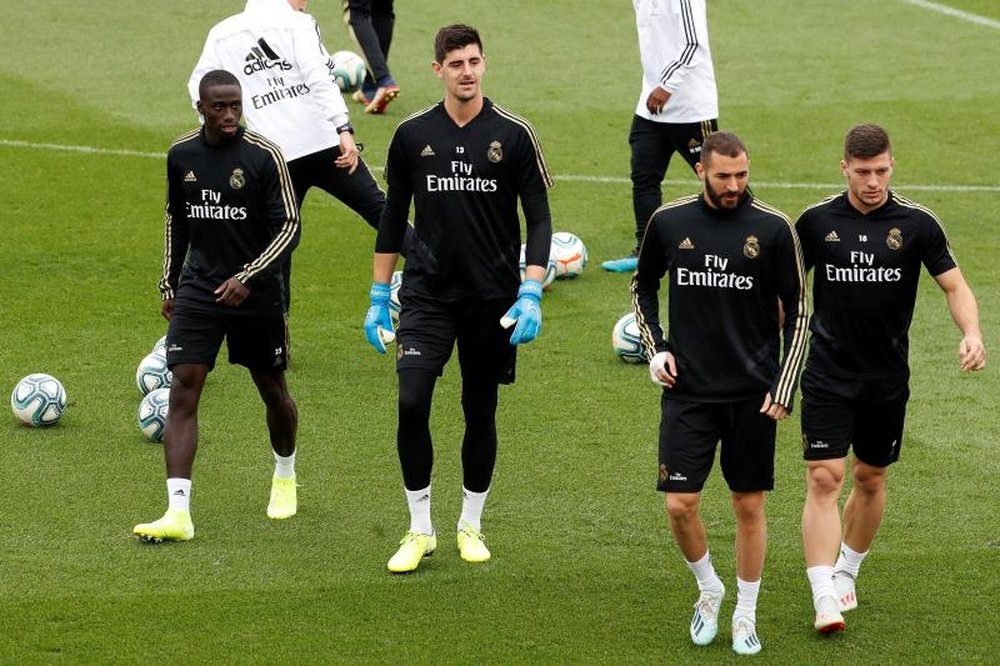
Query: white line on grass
903 0 1000 29
3 137 999 193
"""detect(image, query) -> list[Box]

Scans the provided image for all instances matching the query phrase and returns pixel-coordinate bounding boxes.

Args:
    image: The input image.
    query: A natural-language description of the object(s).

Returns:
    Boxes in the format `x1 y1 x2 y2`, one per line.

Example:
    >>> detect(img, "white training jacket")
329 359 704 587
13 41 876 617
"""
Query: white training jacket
189 0 349 162
633 0 718 123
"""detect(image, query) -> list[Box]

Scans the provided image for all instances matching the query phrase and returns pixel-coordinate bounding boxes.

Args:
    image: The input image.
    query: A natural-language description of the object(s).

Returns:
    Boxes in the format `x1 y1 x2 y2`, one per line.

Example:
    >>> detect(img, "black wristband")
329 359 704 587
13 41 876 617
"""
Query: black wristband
336 122 354 135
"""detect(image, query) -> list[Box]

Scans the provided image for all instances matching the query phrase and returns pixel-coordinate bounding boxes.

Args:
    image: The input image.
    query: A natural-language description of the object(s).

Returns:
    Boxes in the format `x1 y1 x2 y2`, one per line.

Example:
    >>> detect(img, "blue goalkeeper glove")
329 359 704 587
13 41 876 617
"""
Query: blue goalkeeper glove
500 279 543 345
364 282 395 353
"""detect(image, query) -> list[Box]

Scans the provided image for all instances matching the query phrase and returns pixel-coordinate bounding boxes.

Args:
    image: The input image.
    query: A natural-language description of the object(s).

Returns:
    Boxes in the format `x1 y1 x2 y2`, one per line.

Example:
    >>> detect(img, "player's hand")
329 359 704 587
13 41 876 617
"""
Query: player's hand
214 277 249 306
646 86 671 115
500 279 543 345
760 392 789 421
161 298 175 321
958 335 986 371
649 351 677 387
364 281 395 353
335 132 359 174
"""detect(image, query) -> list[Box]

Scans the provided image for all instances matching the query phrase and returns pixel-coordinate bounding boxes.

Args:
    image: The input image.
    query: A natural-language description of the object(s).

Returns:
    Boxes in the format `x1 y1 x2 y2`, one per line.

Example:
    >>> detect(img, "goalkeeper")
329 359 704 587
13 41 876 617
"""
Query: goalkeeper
364 24 553 574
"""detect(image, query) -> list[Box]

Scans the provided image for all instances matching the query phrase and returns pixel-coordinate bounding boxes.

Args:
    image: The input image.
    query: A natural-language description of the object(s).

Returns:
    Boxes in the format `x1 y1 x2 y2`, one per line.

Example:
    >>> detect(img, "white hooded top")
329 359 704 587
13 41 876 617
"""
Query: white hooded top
634 0 718 123
189 0 349 161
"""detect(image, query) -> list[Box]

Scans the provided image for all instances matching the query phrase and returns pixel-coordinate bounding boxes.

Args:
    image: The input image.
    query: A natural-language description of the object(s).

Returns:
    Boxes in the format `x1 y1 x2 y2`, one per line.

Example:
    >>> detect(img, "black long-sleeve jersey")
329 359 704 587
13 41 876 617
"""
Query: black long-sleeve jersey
375 98 553 300
158 126 299 315
795 191 957 379
631 193 809 406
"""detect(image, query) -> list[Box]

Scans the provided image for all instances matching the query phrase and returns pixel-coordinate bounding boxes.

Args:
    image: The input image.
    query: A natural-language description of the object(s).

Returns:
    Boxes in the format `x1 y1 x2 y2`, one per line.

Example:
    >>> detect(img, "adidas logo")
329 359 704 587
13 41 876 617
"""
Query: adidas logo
825 231 840 242
420 145 436 157
184 171 197 182
172 489 186 496
242 39 292 75
678 237 695 249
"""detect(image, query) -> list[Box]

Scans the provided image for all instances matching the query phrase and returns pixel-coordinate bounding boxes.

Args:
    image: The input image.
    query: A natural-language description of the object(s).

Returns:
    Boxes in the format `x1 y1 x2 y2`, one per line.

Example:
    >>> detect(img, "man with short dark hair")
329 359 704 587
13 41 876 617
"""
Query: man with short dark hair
364 24 553 574
133 69 300 542
797 123 986 634
632 131 808 655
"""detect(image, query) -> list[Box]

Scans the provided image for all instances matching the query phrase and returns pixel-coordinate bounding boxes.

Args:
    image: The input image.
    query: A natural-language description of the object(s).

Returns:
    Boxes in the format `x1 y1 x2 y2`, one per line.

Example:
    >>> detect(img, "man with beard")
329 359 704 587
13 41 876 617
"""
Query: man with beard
631 131 808 655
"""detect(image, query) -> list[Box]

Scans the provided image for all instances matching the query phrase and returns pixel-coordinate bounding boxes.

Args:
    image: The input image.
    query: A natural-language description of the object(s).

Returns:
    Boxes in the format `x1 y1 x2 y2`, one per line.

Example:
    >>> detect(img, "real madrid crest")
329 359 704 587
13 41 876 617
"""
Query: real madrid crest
229 167 245 190
743 235 760 259
886 227 903 250
487 140 503 163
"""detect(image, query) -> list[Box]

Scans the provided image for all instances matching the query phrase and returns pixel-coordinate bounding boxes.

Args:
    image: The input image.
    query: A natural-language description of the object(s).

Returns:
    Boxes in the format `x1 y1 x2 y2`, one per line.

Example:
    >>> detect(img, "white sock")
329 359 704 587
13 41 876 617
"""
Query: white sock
834 542 867 579
734 577 760 620
687 551 724 593
405 485 433 535
807 565 837 609
273 450 296 480
458 486 489 532
167 478 191 512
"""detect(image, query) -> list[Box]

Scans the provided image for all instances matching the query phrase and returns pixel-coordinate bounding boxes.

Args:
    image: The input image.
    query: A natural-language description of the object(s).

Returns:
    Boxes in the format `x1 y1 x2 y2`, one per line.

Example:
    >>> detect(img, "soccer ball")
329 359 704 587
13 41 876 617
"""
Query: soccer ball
138 387 170 443
152 335 167 355
519 244 557 288
551 231 588 279
330 50 367 93
389 270 403 323
11 373 67 426
612 312 648 363
136 351 172 395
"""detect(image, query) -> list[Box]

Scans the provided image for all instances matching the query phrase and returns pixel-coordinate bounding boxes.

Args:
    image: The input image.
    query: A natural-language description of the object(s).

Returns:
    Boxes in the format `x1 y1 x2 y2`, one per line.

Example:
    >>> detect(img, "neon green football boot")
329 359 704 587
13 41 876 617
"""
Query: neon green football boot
133 508 194 543
267 475 297 519
456 522 491 563
387 531 436 573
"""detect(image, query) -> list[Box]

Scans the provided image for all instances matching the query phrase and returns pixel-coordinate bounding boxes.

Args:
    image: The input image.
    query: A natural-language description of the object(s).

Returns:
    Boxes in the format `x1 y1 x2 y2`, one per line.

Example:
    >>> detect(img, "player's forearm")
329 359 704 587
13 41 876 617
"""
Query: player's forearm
373 252 397 284
946 283 983 340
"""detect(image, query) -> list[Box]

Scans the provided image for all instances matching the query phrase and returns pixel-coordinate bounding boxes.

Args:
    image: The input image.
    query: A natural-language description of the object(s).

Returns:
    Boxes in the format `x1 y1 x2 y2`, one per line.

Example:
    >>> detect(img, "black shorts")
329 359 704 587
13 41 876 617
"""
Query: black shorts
657 396 776 493
165 302 287 374
395 289 516 384
800 369 909 467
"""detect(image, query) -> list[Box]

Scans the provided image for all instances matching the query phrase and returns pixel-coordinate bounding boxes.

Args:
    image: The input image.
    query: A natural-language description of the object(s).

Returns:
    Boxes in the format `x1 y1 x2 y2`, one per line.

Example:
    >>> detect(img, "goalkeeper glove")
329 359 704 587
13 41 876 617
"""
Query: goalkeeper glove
364 282 395 353
500 279 543 345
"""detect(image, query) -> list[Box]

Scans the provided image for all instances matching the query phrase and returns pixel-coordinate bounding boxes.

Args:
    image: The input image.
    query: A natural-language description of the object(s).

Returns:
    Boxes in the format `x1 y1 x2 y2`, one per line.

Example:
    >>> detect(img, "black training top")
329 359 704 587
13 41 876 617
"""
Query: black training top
632 192 809 406
159 126 299 315
375 98 553 301
796 191 957 379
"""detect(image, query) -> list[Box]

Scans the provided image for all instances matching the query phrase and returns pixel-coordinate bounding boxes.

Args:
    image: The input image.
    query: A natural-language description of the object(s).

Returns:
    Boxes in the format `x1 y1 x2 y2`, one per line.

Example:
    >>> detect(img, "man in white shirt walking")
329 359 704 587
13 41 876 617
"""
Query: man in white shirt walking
603 0 719 273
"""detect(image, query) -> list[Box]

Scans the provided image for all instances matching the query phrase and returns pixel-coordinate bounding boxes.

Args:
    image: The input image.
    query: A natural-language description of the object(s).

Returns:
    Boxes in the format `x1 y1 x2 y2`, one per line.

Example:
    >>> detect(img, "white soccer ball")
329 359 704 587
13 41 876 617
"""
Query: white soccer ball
11 373 67 426
136 351 172 395
519 243 557 288
152 335 167 355
138 387 170 443
551 231 588 279
612 312 648 363
330 50 367 93
389 270 403 323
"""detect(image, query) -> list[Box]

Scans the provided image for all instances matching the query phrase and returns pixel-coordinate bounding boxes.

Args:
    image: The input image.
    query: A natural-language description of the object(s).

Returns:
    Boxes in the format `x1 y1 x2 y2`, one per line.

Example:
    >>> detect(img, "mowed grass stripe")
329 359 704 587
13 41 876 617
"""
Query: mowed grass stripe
3 137 1000 193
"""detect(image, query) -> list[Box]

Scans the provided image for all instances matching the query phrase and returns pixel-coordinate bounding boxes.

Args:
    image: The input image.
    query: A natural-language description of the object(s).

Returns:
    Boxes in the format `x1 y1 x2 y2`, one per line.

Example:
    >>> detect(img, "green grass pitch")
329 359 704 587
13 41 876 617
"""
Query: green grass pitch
1 1 998 663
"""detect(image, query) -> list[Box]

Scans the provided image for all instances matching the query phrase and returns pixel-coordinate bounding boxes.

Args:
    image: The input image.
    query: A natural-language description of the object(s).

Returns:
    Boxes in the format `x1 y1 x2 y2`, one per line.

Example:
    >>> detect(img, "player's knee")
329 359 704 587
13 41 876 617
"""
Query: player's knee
666 492 700 523
730 491 765 522
852 463 887 495
806 463 844 498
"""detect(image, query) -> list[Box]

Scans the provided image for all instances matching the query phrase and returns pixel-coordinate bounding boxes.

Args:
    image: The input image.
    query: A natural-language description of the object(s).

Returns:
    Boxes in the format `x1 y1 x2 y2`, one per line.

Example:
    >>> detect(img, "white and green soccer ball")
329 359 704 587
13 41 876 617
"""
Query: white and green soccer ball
136 351 172 395
138 387 170 443
11 373 67 426
330 50 367 93
551 231 588 279
612 312 648 363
